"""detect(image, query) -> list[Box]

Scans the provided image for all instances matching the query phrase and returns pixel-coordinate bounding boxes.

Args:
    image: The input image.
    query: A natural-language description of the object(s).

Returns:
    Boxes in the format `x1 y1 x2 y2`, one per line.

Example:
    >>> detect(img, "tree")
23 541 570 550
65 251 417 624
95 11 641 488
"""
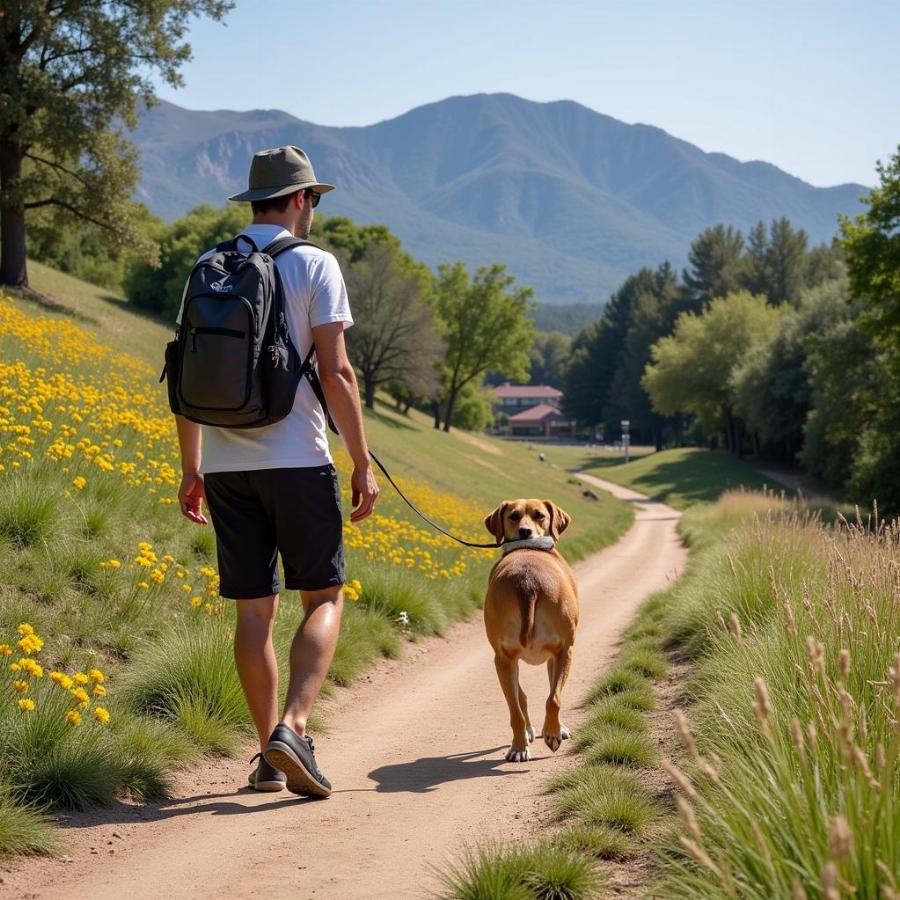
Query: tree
0 0 230 288
840 145 900 359
562 268 657 428
682 225 746 305
342 241 442 409
433 262 533 432
733 278 850 463
606 262 684 448
642 291 782 454
529 331 571 388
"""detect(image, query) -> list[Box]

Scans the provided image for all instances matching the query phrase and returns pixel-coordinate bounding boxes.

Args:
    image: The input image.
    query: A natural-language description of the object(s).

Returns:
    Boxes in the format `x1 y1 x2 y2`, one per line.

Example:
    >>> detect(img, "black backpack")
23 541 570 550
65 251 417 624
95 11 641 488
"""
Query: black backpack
161 234 318 428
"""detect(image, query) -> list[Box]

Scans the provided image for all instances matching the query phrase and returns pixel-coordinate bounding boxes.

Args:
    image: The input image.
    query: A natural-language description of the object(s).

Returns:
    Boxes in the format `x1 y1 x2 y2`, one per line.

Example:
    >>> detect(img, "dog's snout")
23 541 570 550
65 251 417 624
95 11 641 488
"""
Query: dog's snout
518 526 533 539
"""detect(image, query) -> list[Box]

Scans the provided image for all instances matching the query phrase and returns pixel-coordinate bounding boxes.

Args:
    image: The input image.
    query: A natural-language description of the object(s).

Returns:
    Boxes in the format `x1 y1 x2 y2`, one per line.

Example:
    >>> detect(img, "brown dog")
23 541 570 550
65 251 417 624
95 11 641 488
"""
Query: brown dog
483 499 578 762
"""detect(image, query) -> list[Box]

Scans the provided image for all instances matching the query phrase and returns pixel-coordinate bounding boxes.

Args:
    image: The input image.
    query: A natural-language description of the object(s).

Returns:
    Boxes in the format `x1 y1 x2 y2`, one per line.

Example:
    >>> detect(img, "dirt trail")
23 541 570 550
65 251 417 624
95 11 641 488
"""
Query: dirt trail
2 476 684 900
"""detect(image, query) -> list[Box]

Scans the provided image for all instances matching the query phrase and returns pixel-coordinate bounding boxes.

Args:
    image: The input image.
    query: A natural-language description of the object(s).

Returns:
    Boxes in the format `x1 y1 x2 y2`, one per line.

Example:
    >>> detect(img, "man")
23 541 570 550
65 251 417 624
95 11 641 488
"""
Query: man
174 145 379 798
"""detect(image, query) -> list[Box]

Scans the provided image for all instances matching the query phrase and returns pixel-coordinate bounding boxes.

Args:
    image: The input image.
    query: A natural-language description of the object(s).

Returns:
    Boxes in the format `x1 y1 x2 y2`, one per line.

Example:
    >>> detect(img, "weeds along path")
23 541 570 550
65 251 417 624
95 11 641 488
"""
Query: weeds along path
5 477 685 900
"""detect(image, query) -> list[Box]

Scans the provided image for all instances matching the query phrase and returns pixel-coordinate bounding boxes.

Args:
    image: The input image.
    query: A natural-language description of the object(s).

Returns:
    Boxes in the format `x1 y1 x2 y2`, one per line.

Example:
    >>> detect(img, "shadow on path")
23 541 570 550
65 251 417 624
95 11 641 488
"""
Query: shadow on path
368 746 535 794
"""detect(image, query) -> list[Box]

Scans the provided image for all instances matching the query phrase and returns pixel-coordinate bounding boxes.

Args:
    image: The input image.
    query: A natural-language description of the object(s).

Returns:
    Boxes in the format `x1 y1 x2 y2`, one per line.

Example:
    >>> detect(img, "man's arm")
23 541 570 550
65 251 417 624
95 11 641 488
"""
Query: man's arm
176 415 208 525
312 321 378 522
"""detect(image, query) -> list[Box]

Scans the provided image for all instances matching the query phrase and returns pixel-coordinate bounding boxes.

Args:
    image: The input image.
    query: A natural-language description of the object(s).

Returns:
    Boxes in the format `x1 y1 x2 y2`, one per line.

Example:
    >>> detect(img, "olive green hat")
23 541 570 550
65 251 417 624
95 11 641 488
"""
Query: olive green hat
228 145 334 202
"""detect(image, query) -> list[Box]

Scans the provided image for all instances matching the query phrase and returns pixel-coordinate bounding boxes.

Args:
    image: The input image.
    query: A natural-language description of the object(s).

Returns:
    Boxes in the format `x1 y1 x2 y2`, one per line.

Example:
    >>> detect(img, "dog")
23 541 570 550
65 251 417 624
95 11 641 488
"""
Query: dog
483 499 578 762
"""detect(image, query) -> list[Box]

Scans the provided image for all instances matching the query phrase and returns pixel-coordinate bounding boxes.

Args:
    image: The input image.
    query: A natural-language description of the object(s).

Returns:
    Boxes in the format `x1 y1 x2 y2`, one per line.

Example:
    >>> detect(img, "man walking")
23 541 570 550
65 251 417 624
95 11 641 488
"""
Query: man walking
174 145 378 798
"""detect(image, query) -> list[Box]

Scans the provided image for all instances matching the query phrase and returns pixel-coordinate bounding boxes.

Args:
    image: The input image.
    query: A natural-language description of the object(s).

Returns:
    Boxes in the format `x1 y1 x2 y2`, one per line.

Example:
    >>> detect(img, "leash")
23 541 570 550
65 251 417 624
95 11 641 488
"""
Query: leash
300 349 499 550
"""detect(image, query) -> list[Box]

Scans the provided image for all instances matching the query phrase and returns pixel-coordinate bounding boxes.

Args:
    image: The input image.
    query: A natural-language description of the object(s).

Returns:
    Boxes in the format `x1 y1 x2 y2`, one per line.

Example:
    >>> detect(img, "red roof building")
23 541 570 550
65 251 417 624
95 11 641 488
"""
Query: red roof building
507 403 575 438
492 383 563 415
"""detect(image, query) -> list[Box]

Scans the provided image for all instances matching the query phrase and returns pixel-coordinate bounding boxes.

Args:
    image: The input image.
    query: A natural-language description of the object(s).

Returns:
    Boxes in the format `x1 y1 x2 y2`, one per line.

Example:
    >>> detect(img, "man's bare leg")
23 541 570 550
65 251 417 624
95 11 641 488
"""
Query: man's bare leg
233 593 280 751
281 586 344 736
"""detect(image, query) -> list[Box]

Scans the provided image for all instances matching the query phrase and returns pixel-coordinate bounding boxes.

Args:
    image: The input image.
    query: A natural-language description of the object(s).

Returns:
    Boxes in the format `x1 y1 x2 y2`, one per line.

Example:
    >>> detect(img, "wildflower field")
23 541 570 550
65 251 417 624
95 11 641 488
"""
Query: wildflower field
0 281 632 856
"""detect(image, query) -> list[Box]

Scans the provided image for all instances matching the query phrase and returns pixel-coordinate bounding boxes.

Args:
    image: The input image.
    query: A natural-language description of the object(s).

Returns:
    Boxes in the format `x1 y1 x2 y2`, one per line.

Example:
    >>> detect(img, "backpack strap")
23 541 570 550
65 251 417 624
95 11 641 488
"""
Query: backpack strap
262 236 322 257
299 343 339 435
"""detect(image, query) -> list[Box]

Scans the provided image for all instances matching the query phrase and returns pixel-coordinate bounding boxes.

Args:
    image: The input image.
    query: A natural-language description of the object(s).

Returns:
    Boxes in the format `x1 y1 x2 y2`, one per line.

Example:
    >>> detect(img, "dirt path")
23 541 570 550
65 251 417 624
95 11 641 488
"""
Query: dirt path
1 478 684 900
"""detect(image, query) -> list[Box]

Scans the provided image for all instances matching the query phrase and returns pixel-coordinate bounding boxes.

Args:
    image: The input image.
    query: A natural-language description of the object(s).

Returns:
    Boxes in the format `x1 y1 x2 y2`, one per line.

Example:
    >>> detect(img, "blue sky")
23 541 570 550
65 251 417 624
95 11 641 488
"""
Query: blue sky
154 0 899 187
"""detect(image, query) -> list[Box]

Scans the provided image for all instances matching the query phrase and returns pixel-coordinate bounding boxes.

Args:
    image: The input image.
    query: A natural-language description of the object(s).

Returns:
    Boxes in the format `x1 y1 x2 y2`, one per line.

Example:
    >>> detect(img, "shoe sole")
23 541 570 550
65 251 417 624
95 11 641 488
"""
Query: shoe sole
250 777 286 792
264 741 331 798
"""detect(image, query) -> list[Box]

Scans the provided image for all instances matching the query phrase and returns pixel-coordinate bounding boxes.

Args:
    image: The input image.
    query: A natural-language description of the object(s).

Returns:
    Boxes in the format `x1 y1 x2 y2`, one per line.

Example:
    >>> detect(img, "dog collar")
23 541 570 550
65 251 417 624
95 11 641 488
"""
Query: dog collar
500 535 556 556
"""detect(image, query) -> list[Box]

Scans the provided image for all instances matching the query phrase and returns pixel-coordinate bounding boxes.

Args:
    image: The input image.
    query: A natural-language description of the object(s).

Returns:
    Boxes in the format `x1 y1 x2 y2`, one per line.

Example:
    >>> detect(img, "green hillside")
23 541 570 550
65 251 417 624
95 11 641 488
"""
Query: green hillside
582 447 775 510
0 264 632 854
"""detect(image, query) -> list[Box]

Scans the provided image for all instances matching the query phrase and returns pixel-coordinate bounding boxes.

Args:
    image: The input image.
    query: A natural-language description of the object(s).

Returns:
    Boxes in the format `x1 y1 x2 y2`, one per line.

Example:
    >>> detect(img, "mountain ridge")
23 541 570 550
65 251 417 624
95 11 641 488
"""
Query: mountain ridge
130 93 865 304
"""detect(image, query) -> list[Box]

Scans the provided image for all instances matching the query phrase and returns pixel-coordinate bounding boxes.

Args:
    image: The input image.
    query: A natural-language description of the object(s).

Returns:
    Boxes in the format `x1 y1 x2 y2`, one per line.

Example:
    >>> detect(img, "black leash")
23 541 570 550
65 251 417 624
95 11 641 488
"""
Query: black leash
300 348 498 550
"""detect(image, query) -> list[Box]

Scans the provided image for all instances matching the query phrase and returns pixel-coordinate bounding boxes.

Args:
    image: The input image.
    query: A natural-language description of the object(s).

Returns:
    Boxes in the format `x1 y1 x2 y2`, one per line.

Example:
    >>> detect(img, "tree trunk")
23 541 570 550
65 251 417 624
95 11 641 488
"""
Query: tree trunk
442 389 459 433
402 401 412 415
432 399 442 429
0 138 28 288
363 375 376 410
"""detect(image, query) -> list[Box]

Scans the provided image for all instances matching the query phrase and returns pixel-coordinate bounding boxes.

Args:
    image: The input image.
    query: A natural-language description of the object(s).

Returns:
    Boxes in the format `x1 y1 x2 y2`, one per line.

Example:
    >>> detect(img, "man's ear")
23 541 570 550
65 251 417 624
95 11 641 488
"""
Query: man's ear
484 502 508 545
543 501 571 541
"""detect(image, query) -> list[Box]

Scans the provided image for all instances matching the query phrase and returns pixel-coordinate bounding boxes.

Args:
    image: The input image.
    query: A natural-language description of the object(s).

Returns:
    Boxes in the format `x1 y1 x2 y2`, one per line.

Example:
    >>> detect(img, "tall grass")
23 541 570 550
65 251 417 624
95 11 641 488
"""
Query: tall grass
653 497 899 898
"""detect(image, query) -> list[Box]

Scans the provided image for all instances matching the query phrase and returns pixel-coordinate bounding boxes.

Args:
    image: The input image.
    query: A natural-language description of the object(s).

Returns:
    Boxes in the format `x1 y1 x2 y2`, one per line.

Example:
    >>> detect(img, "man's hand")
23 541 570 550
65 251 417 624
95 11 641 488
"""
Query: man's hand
178 473 208 525
350 462 379 523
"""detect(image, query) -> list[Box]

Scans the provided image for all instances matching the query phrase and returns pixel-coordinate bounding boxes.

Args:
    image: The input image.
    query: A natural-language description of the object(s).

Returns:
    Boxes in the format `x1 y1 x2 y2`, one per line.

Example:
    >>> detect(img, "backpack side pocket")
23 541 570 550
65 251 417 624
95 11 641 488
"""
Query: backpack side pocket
163 339 183 415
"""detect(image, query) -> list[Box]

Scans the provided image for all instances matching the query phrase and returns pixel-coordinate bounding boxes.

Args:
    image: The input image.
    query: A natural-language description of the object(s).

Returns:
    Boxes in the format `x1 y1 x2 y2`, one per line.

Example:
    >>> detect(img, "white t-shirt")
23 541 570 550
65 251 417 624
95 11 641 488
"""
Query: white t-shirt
176 223 353 473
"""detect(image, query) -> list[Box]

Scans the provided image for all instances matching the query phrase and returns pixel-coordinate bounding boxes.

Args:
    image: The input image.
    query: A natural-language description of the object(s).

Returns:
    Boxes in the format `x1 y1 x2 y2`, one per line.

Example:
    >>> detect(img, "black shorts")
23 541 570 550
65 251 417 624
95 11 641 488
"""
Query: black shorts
203 465 345 599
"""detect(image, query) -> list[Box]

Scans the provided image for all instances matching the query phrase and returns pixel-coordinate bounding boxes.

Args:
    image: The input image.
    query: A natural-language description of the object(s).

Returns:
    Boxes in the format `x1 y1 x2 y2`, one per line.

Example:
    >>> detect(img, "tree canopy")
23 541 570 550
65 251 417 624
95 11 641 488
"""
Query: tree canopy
642 291 782 454
0 0 231 287
433 262 534 431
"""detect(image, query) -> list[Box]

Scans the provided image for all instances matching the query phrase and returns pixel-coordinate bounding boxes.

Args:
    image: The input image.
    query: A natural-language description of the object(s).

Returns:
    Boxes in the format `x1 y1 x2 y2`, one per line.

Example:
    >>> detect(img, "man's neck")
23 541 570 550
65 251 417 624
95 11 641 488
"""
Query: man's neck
251 214 296 235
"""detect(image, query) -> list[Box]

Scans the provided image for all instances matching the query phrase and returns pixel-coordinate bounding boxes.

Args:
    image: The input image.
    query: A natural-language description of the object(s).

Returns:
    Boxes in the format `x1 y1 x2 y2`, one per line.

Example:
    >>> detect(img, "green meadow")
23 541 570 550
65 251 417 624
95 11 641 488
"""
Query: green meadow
0 265 632 855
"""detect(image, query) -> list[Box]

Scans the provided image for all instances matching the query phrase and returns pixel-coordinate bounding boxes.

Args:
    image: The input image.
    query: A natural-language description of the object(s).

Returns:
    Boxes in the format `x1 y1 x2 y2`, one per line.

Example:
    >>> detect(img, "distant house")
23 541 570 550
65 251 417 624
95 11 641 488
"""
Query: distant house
492 384 574 437
507 404 576 438
492 383 563 415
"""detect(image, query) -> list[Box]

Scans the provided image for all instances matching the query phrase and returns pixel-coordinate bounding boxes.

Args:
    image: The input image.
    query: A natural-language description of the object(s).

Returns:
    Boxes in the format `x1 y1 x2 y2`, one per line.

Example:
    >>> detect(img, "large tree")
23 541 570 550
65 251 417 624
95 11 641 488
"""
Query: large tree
0 0 230 287
343 241 442 409
840 145 900 360
433 261 533 431
682 224 746 306
642 291 782 455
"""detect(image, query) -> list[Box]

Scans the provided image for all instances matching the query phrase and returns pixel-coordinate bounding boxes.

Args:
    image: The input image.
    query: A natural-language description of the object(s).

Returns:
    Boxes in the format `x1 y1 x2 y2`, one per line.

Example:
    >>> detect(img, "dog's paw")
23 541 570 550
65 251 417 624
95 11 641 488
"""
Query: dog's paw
543 732 563 753
526 725 535 744
505 746 530 763
560 724 571 741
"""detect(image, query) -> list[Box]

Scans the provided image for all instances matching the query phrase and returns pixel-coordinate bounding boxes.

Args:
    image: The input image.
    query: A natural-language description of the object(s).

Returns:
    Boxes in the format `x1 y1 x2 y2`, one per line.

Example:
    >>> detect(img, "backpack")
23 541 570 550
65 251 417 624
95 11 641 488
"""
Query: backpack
161 234 318 428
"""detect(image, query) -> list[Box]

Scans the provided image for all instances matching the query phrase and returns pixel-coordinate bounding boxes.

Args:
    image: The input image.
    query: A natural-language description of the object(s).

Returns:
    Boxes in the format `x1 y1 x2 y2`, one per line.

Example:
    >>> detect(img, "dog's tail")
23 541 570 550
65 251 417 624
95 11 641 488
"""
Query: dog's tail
520 592 538 647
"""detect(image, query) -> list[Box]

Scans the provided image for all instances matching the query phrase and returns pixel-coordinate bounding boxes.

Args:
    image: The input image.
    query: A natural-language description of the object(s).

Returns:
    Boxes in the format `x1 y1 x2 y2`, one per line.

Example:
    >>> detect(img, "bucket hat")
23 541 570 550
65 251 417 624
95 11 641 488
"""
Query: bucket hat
228 145 334 202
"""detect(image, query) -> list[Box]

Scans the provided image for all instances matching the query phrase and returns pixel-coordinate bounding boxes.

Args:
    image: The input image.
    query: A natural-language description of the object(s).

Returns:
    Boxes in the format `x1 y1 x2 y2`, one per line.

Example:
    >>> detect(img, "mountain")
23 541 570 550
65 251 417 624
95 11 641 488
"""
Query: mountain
130 93 866 304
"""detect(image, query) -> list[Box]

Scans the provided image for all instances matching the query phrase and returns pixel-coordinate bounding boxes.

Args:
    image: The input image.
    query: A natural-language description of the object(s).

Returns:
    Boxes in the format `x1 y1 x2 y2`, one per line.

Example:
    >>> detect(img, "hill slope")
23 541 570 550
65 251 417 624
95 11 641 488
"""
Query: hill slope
131 93 865 304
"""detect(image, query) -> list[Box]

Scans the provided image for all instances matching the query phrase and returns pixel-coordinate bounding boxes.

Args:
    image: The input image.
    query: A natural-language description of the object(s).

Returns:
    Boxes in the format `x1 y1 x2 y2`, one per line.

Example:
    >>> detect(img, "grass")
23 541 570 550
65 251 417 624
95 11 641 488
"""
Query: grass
646 494 899 898
581 447 778 510
0 264 637 856
437 841 604 900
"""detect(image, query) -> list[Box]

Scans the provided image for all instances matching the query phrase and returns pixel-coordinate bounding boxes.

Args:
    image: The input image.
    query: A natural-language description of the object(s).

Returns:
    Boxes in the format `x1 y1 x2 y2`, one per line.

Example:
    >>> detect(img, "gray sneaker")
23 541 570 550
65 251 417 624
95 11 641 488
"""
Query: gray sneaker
263 723 332 798
248 752 286 792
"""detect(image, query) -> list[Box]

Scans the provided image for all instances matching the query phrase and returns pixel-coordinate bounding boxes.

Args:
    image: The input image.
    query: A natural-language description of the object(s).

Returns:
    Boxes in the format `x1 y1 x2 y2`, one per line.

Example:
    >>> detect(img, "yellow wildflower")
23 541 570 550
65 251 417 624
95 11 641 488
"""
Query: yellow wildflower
70 687 90 708
17 623 34 636
92 684 107 697
73 672 89 686
93 707 110 725
17 633 44 655
66 710 82 726
72 475 87 490
137 581 149 590
0 643 12 656
18 698 35 712
13 679 28 693
10 662 21 673
51 671 74 689
190 596 202 608
19 659 43 677
89 668 105 683
149 569 165 584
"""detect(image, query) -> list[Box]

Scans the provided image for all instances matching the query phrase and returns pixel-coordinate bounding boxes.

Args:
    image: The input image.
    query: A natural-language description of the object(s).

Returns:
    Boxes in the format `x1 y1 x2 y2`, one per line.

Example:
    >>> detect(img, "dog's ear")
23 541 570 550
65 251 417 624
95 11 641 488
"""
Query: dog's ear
543 501 571 541
484 502 508 545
